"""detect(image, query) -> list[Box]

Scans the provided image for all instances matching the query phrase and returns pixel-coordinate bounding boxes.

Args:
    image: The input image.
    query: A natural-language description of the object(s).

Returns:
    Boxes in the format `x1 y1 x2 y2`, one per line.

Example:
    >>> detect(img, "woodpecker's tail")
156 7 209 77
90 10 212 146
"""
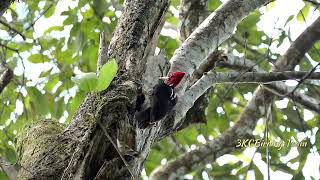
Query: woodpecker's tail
135 107 151 129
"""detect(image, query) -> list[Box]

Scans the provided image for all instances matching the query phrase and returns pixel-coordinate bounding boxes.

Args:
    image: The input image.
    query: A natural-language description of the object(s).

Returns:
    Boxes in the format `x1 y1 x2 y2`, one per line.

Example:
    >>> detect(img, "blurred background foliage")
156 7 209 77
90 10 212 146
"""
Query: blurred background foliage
0 0 320 179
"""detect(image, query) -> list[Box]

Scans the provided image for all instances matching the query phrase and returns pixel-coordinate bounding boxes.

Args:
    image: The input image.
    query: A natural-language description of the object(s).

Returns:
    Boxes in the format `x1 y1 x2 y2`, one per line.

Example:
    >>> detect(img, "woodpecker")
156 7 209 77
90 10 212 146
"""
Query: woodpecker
136 71 186 129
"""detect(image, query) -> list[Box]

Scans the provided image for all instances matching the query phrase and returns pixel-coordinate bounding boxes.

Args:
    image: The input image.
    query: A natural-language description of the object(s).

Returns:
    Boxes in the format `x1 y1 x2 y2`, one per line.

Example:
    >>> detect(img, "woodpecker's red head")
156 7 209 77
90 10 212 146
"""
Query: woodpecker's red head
162 71 186 87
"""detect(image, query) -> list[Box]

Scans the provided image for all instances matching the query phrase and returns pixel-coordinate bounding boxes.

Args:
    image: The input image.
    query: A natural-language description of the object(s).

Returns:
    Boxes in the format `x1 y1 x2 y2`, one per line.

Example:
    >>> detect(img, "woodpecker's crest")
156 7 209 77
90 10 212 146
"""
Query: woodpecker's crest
162 71 186 87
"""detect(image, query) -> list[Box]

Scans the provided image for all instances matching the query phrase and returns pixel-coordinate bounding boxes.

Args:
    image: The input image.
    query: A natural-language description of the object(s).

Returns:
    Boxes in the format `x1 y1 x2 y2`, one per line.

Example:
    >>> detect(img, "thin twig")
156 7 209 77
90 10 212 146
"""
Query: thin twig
283 63 320 97
0 42 19 52
0 19 25 40
25 4 53 31
97 121 135 179
303 0 320 6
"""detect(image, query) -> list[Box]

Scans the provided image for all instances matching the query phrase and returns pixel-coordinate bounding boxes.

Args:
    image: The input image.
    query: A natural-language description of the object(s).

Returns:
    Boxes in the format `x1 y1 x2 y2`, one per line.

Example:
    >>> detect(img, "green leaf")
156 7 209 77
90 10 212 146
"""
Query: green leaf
28 54 49 63
0 170 8 180
208 0 222 11
44 75 60 92
96 59 118 91
68 91 86 121
167 16 178 26
44 26 64 34
27 87 49 115
292 172 304 180
297 5 310 22
284 15 294 27
56 49 75 65
316 129 320 151
53 98 64 119
44 5 56 18
72 72 98 92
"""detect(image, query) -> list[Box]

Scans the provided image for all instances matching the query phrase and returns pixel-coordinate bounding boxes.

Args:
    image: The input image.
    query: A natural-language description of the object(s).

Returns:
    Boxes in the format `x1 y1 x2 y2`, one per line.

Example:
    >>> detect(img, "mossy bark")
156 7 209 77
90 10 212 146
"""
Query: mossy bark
16 0 169 179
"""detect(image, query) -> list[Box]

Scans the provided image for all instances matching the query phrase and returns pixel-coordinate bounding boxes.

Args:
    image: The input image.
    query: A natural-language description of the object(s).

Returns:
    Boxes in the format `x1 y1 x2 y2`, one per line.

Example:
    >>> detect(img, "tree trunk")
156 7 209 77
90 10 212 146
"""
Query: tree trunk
15 0 273 179
17 0 169 179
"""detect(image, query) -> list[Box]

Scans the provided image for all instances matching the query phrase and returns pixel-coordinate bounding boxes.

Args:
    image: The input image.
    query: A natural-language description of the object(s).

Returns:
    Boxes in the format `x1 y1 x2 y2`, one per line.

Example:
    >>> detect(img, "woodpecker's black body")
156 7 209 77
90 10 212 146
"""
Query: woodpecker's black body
136 81 177 129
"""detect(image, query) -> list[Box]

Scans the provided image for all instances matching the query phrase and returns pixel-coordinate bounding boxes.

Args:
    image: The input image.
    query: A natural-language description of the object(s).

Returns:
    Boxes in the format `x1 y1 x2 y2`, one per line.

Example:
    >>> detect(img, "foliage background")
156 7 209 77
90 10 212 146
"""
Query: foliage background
0 0 320 179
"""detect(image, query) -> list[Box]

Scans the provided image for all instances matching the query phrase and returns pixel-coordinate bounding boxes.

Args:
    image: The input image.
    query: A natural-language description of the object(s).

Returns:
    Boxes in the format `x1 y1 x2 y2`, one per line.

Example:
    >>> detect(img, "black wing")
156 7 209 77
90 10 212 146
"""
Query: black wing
150 83 172 123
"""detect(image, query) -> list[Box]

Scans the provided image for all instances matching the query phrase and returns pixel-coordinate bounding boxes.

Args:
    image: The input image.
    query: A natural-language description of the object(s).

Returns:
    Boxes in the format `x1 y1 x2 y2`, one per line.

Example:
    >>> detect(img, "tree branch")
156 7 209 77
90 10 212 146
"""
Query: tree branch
216 54 320 114
178 0 211 127
199 71 320 84
179 0 208 42
0 19 26 40
169 0 272 127
16 0 170 179
150 13 320 180
303 0 320 6
169 0 272 75
0 158 18 180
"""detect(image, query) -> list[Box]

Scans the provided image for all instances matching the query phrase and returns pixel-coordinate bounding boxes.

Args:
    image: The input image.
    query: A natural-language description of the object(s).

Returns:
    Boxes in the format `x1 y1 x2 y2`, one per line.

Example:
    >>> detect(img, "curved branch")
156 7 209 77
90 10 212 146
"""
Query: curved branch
178 0 211 127
0 19 26 40
194 71 320 84
170 0 272 127
169 0 272 75
217 54 320 114
150 13 320 180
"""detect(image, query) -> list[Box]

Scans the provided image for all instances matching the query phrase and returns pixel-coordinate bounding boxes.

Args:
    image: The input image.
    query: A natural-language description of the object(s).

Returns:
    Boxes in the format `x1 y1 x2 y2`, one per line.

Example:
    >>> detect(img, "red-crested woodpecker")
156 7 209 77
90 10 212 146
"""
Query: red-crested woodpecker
136 72 186 129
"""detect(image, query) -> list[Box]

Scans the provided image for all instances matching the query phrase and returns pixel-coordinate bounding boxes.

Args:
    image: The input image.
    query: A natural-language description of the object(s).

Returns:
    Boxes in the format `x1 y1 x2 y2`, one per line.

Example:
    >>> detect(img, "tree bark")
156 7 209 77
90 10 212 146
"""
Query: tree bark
150 15 320 179
179 0 210 127
16 0 276 179
0 62 13 94
16 0 169 179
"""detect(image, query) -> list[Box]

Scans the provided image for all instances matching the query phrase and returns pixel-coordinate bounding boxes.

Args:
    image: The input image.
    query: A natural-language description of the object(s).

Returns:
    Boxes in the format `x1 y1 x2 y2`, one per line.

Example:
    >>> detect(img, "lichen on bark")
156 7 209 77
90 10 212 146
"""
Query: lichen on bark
16 119 66 179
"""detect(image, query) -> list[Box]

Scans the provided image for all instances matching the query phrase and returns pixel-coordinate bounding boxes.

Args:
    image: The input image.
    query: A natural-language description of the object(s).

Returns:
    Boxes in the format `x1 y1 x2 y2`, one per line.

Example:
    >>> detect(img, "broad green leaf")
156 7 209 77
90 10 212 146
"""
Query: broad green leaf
72 72 98 92
53 98 64 119
44 75 60 92
208 0 222 11
297 5 310 22
68 91 86 121
56 49 75 65
167 16 178 26
0 170 7 180
28 54 50 63
44 4 56 18
27 87 49 115
96 59 118 91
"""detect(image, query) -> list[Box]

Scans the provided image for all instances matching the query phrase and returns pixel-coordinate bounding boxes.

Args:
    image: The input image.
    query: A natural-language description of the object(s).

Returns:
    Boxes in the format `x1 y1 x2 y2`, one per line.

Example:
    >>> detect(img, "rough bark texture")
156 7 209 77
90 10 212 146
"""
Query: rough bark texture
150 15 320 179
179 0 208 42
169 0 271 75
15 0 279 179
196 71 320 84
179 0 210 126
0 62 13 94
17 0 169 179
170 0 272 127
